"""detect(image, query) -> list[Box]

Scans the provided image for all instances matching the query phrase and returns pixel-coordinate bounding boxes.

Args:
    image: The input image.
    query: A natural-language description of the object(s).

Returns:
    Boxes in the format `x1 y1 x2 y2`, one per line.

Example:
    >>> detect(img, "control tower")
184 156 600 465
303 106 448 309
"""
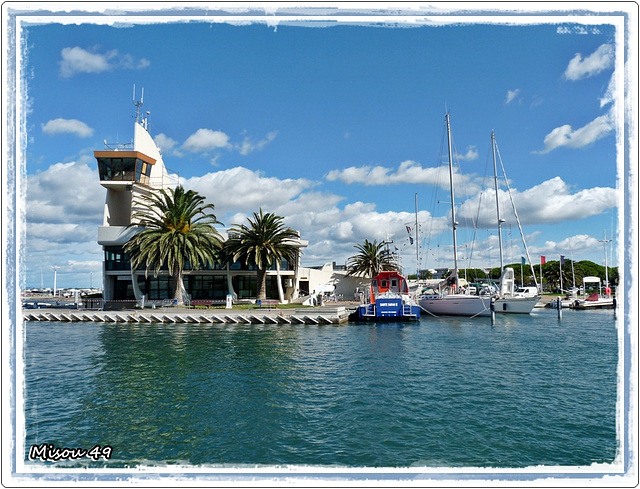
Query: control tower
95 91 178 300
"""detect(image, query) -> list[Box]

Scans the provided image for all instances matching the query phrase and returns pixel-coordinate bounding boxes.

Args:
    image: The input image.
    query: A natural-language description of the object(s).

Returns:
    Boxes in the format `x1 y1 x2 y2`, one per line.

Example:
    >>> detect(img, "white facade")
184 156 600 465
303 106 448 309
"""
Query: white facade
96 112 308 303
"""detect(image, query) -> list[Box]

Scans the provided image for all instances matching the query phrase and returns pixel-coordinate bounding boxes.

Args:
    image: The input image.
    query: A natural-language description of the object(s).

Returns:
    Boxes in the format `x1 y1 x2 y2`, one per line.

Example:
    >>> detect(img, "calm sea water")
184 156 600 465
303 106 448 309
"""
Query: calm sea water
22 308 618 469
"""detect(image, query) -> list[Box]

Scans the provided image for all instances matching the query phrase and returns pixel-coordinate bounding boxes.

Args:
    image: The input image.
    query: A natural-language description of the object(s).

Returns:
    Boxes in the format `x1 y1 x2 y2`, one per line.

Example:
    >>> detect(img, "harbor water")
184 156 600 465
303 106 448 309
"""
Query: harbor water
22 307 618 470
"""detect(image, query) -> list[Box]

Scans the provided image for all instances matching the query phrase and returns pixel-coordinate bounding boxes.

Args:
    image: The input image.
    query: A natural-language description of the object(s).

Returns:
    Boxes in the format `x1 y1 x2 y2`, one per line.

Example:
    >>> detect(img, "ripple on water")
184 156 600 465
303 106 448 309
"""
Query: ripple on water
23 310 619 468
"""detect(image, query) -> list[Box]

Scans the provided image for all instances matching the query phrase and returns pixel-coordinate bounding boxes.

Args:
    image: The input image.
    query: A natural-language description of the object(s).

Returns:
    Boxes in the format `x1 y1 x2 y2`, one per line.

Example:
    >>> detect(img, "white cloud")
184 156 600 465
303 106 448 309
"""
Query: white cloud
181 166 315 220
238 130 278 155
26 159 104 226
23 159 105 287
505 89 520 104
455 146 478 162
59 46 150 78
41 118 94 138
563 43 614 81
536 111 614 154
325 160 481 193
59 47 111 77
182 166 451 269
154 133 178 155
456 176 618 227
182 128 231 153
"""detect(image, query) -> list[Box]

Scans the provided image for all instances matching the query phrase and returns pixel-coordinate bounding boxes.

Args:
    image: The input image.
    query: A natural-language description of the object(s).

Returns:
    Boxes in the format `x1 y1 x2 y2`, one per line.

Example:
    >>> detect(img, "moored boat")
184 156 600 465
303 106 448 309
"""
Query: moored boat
417 114 491 318
488 131 540 314
570 276 616 309
494 268 540 314
355 270 421 321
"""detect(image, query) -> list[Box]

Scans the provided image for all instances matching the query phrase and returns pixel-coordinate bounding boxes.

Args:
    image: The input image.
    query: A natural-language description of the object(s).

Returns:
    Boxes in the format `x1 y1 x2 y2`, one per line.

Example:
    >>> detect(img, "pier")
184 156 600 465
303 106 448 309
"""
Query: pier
22 305 354 325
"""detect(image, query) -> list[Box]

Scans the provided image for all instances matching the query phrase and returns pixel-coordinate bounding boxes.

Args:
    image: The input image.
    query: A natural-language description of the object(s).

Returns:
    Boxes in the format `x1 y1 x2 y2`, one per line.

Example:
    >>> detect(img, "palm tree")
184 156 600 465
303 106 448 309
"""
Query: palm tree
224 209 300 301
346 239 396 278
124 186 223 304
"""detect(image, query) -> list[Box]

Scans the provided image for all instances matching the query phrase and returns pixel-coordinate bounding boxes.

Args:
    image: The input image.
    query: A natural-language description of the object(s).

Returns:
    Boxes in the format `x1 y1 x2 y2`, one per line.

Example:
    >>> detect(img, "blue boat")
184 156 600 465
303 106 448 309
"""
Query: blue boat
354 271 421 321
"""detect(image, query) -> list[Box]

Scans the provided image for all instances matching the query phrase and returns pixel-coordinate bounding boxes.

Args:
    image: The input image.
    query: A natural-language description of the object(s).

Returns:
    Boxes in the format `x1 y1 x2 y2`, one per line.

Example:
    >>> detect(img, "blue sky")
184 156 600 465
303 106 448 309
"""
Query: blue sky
11 5 630 289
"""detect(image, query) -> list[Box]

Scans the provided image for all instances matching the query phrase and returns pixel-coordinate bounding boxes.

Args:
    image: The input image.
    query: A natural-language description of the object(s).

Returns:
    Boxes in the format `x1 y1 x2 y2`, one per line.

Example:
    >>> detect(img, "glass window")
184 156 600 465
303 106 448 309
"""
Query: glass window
97 157 138 182
104 246 130 270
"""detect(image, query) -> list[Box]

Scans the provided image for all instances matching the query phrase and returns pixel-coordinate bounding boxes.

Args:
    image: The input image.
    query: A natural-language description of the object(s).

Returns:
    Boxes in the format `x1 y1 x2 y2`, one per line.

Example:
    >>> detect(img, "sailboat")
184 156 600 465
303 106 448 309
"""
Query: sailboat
489 131 540 314
418 114 492 318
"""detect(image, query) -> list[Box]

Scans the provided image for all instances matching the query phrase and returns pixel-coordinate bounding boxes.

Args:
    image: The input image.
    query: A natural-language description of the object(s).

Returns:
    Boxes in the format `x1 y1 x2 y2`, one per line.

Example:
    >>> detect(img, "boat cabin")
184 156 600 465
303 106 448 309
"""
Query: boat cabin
370 271 410 301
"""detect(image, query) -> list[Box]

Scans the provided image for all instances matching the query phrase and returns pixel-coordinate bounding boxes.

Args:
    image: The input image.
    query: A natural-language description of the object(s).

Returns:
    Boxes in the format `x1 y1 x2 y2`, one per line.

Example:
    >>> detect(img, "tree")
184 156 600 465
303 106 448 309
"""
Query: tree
346 239 396 278
124 186 223 304
224 209 300 301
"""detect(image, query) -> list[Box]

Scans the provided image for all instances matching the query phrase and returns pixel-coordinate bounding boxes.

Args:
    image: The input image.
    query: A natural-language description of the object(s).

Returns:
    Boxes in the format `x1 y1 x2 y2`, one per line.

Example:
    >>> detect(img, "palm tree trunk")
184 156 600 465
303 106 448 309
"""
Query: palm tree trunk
275 260 285 303
226 263 237 300
257 268 267 301
171 266 183 304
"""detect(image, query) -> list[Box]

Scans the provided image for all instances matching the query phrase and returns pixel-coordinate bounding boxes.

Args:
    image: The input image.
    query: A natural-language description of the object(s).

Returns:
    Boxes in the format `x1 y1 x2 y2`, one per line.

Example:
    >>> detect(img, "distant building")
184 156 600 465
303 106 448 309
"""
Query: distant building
96 105 308 303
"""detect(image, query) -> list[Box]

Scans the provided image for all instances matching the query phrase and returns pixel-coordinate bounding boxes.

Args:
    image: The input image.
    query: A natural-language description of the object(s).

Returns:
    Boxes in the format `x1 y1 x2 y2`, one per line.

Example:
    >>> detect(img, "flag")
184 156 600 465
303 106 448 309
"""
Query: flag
521 256 525 267
541 256 546 265
406 225 412 235
560 255 565 265
409 237 414 245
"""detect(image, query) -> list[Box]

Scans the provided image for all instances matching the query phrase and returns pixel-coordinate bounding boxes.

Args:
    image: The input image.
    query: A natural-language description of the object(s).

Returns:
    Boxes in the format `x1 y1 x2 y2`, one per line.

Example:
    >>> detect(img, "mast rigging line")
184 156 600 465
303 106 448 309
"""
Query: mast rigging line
493 137 539 288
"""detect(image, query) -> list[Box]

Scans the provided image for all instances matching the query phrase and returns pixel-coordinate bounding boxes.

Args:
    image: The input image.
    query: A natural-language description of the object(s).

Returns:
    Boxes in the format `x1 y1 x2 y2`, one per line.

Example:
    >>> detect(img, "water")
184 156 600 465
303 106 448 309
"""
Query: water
22 308 618 469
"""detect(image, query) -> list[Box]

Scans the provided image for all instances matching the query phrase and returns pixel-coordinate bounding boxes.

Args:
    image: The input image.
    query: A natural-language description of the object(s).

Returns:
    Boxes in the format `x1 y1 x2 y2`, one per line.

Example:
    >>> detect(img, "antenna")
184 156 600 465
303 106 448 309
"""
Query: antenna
133 84 144 123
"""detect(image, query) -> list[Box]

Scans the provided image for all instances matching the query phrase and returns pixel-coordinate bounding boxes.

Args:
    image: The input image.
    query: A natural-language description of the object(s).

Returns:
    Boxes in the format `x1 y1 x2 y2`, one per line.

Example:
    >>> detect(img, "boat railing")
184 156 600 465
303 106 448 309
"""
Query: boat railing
361 303 376 316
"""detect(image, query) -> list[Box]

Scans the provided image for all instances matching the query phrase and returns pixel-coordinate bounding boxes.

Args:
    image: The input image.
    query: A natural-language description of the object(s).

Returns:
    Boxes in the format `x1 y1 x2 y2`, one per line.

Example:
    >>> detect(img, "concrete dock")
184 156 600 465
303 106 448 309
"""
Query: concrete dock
22 305 355 325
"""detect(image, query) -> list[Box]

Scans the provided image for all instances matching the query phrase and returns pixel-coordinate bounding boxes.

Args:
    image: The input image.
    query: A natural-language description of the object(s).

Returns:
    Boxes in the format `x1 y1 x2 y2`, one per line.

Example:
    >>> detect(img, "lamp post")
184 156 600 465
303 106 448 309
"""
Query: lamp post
52 265 60 297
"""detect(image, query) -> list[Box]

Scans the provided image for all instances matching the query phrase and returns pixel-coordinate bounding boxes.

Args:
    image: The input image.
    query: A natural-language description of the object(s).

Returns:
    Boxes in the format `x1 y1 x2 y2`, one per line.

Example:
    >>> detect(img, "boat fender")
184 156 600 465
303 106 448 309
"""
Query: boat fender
503 302 507 311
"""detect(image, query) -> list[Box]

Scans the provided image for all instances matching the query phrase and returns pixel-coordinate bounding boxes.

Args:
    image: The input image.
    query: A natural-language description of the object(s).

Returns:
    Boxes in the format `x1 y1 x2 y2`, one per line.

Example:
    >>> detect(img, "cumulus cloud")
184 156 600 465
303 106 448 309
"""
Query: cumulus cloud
182 128 231 153
181 166 315 220
174 129 278 157
456 176 618 227
325 160 482 193
41 118 94 138
26 158 104 226
23 158 105 287
181 165 450 268
563 43 614 81
505 89 520 104
154 133 178 155
536 111 614 154
59 46 150 78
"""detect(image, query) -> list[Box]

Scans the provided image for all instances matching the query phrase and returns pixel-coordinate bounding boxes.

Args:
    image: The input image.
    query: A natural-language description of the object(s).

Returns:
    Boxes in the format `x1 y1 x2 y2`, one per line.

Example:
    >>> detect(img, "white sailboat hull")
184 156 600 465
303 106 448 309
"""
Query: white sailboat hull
494 296 539 314
418 294 492 317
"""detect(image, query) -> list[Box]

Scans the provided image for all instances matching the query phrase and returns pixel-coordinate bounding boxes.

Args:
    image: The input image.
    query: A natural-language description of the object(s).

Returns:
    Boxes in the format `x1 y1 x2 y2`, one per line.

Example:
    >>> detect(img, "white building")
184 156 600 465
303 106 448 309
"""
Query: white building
96 103 309 303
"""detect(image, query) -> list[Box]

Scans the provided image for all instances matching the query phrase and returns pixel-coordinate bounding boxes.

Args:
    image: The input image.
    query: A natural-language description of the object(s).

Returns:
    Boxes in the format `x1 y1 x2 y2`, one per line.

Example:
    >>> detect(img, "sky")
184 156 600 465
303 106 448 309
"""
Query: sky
8 4 633 290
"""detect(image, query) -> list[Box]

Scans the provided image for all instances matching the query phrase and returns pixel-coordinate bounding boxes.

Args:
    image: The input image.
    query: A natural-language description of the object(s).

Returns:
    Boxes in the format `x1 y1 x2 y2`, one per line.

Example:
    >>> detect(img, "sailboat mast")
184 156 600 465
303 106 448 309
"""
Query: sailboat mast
445 113 459 286
491 131 504 270
415 193 420 280
599 230 611 289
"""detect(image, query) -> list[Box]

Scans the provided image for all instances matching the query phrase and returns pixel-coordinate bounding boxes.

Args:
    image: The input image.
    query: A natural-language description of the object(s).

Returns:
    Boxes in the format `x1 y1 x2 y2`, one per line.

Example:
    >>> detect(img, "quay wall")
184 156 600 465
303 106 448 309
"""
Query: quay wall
22 305 354 325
